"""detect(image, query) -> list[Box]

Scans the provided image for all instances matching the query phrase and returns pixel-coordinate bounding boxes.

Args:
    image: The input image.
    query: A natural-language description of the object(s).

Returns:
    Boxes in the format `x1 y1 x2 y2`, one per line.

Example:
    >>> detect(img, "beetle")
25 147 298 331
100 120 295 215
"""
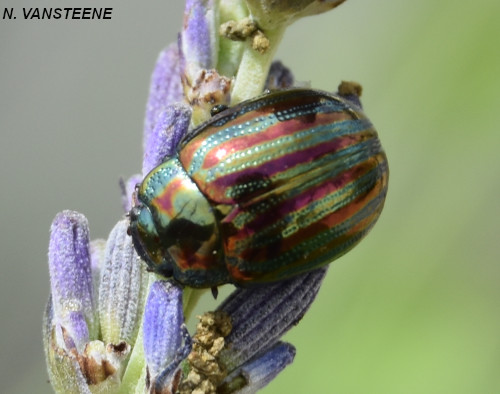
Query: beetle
129 88 388 288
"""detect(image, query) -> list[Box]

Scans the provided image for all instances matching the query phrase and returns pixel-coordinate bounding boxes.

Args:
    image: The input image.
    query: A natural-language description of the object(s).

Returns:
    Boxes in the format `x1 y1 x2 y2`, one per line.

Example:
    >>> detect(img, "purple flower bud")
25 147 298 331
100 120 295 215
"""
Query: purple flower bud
48 210 96 350
143 280 184 375
142 104 192 176
218 267 328 370
144 44 184 152
45 215 143 392
181 0 218 74
143 281 193 393
178 269 326 392
221 341 296 393
180 0 234 125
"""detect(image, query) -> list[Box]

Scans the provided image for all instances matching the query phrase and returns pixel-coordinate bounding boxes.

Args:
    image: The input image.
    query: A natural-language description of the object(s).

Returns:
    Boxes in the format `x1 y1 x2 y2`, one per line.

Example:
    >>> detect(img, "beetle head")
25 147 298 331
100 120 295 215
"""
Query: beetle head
128 159 227 286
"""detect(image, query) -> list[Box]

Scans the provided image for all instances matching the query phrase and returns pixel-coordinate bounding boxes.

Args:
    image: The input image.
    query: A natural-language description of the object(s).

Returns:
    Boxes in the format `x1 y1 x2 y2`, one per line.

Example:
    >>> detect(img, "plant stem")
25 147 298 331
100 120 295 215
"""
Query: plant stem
231 26 286 104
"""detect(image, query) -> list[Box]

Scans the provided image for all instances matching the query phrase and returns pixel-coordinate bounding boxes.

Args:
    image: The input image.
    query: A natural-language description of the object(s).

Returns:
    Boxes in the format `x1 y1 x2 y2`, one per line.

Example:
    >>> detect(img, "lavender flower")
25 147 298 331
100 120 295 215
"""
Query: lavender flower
44 210 327 392
44 213 135 393
44 1 348 392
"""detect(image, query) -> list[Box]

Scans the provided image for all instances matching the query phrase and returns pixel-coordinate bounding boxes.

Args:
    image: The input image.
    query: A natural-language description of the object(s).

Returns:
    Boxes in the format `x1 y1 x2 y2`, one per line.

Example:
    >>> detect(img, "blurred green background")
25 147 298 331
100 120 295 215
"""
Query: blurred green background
1 0 499 393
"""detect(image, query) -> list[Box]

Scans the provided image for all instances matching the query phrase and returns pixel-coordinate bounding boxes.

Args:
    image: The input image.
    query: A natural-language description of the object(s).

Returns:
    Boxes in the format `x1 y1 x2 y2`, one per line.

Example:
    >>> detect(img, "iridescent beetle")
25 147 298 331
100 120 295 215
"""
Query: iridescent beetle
129 88 388 288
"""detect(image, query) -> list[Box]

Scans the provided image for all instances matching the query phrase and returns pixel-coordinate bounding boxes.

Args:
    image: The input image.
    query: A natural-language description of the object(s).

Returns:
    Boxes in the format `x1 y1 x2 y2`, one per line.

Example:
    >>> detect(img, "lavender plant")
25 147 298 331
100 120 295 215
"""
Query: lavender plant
44 1 348 392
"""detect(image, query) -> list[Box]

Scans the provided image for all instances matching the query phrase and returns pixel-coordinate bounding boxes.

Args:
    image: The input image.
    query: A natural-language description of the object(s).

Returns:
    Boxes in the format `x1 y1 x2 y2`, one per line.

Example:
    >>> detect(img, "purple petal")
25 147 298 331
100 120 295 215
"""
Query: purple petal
144 44 184 152
142 104 191 176
150 325 192 393
67 312 90 349
48 211 96 349
182 0 217 72
218 267 328 370
221 342 296 393
143 280 185 376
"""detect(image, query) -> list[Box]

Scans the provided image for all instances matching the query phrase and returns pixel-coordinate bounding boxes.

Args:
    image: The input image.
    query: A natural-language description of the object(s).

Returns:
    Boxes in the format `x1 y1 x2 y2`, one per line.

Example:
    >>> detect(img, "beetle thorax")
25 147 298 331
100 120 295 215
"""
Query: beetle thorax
130 158 228 286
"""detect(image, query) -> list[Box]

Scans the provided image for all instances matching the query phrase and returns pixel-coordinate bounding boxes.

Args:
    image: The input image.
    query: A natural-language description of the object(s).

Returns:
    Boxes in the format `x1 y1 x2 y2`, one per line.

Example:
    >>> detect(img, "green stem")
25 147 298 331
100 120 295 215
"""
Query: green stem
183 287 209 321
218 0 248 77
230 26 286 104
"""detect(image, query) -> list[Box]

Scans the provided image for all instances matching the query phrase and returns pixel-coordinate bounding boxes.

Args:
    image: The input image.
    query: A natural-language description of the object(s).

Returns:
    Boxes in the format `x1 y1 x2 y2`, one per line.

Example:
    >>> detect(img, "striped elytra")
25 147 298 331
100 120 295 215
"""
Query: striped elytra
129 88 388 288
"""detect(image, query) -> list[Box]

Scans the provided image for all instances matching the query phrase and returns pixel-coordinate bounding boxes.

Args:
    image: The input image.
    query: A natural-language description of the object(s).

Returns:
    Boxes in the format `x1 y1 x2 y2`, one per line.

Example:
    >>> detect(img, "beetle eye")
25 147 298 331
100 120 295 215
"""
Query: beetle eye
210 104 229 117
129 206 141 221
